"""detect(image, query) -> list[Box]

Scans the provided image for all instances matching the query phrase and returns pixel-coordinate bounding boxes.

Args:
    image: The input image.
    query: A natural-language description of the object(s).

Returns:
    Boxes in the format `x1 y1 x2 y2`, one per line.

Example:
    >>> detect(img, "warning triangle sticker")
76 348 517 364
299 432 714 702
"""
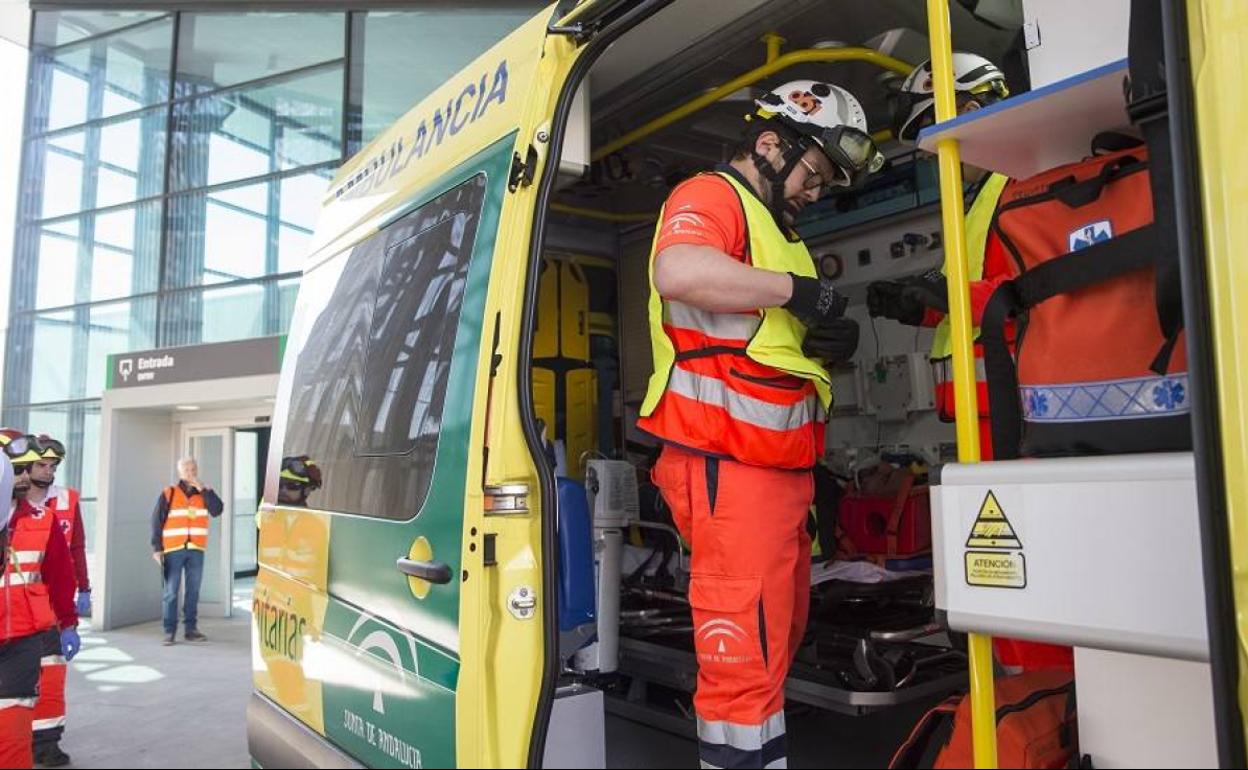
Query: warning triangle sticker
965 490 1023 550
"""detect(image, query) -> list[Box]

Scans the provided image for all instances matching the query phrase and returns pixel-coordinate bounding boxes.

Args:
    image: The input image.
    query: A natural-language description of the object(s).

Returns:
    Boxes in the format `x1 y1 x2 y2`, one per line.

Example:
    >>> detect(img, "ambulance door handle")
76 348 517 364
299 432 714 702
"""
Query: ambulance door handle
396 558 453 585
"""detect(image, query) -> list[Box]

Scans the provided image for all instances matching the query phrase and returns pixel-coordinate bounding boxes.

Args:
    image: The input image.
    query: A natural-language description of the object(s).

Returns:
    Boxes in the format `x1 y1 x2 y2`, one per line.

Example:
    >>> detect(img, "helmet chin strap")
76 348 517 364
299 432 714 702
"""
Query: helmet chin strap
751 138 808 230
31 478 53 489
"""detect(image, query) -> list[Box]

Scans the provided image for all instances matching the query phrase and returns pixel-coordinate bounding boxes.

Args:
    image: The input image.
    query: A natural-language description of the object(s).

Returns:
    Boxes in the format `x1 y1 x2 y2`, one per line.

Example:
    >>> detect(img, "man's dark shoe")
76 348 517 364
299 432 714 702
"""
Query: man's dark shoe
184 629 207 642
33 742 71 767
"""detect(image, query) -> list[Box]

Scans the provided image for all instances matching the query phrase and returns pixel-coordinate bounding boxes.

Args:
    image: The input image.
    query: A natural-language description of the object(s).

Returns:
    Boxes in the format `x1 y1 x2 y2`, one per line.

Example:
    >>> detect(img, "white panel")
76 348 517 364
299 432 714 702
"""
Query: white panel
542 686 606 769
98 408 176 630
933 453 1210 660
1075 647 1218 768
1022 0 1131 88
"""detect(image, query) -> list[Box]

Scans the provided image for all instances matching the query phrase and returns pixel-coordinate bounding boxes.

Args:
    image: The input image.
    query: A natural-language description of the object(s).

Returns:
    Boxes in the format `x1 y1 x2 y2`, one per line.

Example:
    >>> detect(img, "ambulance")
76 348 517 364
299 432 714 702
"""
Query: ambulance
247 0 1248 767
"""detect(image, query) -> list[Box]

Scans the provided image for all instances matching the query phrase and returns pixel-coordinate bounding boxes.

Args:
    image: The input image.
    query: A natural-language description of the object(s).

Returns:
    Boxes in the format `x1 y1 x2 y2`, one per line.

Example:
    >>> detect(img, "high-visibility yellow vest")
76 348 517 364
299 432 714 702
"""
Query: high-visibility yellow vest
638 172 831 468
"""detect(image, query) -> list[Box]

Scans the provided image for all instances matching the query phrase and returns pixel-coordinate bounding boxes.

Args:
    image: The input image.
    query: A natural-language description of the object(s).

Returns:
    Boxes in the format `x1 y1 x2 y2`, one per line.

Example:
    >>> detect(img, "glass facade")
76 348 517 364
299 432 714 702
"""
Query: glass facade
5 5 536 538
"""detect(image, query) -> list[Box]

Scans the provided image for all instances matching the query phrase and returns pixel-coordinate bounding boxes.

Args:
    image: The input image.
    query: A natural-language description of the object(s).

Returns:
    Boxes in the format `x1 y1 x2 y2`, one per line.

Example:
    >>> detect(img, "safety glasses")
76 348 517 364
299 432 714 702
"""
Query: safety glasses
796 156 834 195
11 463 32 476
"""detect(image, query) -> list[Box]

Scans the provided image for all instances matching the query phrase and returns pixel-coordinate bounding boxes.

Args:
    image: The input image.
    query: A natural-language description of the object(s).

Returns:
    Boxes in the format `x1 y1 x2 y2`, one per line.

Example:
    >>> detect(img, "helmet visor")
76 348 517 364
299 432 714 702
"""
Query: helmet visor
815 126 886 185
33 436 65 461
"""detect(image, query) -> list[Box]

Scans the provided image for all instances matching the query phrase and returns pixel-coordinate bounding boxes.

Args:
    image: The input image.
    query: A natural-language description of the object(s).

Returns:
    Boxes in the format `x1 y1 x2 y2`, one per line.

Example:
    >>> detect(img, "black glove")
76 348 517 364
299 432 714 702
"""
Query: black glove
866 280 925 325
803 318 860 365
900 269 949 315
784 274 848 326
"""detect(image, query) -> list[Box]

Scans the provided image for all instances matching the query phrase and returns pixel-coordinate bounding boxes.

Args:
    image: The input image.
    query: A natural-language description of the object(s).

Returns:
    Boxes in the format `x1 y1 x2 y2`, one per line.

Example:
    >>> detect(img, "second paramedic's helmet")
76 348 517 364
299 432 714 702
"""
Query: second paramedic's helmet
754 80 885 185
891 52 1009 144
280 456 322 490
34 434 66 462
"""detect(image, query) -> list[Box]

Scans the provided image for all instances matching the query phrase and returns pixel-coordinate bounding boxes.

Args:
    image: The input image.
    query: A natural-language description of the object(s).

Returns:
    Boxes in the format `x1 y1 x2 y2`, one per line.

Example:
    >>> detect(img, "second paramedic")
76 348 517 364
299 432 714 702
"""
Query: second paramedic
868 53 1011 459
868 54 1073 672
638 80 884 768
277 455 322 508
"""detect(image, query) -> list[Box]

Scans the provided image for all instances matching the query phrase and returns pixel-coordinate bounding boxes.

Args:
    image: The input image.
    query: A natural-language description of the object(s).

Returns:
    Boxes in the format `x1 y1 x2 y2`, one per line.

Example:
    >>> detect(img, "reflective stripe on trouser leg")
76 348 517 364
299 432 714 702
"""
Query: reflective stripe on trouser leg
650 448 813 769
697 711 787 768
32 657 66 740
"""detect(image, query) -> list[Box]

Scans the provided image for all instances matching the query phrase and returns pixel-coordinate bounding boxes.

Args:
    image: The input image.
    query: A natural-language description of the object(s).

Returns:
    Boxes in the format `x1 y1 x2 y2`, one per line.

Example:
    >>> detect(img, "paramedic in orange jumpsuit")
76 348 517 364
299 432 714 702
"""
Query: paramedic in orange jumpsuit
640 79 883 768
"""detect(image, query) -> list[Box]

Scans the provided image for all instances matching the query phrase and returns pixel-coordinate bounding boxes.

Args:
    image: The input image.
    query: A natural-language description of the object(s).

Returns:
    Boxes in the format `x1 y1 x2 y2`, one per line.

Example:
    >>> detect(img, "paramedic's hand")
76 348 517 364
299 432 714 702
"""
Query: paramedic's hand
784 274 848 326
900 269 949 314
75 589 91 617
804 319 860 365
867 280 925 325
60 627 80 662
152 552 163 566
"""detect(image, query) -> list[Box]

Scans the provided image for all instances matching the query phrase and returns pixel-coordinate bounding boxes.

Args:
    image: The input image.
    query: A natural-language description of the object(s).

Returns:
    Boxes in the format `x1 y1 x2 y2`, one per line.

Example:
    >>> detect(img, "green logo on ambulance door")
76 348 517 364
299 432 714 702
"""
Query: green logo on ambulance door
321 604 456 768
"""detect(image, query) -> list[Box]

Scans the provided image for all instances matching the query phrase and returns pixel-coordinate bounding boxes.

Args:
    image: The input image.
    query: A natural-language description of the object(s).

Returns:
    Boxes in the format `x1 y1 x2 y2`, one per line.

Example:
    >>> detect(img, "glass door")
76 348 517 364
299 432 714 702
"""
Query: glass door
231 427 268 577
183 428 233 618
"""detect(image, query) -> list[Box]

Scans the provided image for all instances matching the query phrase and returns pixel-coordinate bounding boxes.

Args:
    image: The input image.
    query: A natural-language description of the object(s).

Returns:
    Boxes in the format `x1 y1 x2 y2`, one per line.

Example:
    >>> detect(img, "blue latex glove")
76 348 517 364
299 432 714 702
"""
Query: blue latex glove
75 589 91 617
60 627 81 662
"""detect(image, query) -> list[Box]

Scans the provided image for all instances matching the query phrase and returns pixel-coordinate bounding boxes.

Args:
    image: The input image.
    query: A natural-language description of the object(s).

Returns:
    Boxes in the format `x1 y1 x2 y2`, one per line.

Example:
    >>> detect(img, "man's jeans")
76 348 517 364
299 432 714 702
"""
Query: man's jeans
162 548 205 635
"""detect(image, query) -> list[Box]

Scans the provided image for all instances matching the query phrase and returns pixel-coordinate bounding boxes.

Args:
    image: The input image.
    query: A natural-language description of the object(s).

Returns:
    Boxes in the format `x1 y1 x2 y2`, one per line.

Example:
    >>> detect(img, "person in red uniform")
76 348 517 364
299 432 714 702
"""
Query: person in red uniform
24 435 87 767
0 436 79 769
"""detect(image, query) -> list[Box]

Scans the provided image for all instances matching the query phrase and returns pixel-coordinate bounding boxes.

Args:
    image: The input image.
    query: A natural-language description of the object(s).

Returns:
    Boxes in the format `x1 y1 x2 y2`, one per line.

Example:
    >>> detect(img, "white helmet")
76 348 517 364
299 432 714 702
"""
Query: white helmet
891 52 1008 144
754 80 885 186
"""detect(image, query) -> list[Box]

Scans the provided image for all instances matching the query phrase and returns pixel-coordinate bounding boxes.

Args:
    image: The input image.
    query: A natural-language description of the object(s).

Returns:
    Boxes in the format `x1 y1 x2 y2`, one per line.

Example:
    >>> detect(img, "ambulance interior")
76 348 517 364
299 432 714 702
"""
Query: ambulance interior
529 0 1139 757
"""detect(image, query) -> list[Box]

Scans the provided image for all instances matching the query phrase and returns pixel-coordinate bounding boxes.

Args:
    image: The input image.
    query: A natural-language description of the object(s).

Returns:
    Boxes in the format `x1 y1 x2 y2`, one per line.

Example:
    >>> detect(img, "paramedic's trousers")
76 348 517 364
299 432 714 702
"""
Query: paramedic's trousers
653 445 814 769
32 627 66 750
0 630 55 769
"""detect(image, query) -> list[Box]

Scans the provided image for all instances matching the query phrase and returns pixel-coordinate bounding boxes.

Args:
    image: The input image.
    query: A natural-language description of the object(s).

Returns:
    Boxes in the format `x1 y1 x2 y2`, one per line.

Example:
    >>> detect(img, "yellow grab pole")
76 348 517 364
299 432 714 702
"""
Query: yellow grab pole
762 32 785 65
926 0 998 768
591 47 912 161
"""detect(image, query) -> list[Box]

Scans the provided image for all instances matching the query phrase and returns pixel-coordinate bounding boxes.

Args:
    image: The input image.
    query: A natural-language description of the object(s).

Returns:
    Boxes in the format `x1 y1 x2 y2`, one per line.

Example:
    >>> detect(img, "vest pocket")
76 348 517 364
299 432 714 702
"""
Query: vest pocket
728 368 805 391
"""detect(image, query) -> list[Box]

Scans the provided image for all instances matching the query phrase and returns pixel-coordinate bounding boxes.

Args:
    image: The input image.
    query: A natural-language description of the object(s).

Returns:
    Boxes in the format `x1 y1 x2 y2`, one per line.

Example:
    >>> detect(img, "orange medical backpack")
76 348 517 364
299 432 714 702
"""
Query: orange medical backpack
981 146 1188 458
890 670 1078 769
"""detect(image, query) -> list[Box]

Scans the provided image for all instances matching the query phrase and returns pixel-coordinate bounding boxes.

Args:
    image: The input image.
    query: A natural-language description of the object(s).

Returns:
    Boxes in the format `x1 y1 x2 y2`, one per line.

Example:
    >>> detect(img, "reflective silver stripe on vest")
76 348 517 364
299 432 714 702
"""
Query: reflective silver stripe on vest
932 356 987 385
12 550 43 565
2 572 42 585
668 367 818 432
168 508 208 519
666 301 761 341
